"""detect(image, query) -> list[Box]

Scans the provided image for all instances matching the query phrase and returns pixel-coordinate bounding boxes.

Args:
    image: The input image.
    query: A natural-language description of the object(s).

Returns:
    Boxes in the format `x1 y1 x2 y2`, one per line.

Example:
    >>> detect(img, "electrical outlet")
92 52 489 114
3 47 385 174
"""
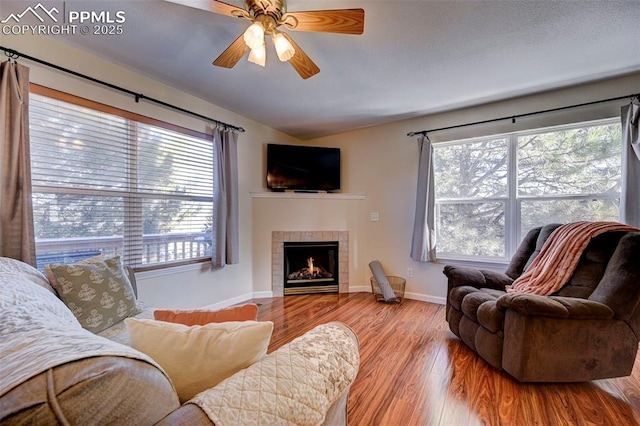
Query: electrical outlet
370 212 380 222
407 267 414 278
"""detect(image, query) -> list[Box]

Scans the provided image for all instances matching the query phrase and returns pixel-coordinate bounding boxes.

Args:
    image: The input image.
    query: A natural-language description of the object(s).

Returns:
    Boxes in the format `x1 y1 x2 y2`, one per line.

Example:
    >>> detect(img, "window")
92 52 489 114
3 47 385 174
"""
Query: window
433 118 622 261
29 86 214 270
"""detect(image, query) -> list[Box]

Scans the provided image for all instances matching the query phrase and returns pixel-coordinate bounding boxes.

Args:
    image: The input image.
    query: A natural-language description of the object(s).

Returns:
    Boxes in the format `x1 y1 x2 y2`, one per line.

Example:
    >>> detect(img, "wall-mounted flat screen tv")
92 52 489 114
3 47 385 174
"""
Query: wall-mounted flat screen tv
266 143 341 192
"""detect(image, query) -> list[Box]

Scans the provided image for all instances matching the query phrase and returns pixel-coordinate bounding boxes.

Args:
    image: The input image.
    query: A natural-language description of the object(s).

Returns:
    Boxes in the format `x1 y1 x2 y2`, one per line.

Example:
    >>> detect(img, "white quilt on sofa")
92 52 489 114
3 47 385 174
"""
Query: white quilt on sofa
0 258 163 398
190 322 360 426
1 257 361 426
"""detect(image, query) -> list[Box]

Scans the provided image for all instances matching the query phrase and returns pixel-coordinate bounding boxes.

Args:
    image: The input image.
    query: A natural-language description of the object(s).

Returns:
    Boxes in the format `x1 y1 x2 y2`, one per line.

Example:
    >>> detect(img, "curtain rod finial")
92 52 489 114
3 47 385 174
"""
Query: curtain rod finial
3 49 19 61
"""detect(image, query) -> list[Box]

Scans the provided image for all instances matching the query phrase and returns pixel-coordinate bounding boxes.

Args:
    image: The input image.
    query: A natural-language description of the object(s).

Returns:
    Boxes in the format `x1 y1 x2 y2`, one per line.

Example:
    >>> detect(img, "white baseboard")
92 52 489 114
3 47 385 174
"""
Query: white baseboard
252 291 274 299
201 291 274 310
202 289 445 309
348 286 371 293
348 286 446 305
404 292 446 305
200 293 252 309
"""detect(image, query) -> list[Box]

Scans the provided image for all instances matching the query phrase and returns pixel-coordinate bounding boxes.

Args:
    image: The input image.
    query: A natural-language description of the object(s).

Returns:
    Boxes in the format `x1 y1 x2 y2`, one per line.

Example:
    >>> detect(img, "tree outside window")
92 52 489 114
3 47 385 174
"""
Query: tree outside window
433 119 621 261
30 91 213 269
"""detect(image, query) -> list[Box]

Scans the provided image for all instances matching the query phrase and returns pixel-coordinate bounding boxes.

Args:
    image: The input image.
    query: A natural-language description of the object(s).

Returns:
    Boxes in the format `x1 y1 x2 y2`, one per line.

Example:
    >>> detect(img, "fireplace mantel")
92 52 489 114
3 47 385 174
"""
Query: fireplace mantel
251 192 365 200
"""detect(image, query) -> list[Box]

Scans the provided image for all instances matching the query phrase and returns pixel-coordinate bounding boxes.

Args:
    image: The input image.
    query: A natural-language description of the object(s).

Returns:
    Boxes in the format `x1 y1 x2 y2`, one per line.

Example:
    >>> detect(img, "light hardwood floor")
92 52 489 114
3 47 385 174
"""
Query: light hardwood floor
251 292 640 426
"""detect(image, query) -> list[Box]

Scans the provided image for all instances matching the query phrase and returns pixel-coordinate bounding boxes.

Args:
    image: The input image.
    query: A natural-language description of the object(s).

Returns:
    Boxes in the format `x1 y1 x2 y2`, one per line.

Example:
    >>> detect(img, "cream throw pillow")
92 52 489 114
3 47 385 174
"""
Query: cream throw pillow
125 318 273 402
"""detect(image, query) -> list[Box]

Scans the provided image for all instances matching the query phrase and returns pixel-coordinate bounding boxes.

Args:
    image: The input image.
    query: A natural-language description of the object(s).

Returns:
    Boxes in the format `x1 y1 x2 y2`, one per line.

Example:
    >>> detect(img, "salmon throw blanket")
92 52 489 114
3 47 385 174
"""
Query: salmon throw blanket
506 222 640 295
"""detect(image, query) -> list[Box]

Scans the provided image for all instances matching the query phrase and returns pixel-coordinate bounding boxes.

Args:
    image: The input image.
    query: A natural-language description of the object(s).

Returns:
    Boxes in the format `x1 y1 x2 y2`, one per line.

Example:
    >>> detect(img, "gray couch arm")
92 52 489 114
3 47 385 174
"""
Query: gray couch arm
497 293 614 319
443 265 513 291
156 404 213 425
0 357 179 425
157 393 350 426
188 322 359 426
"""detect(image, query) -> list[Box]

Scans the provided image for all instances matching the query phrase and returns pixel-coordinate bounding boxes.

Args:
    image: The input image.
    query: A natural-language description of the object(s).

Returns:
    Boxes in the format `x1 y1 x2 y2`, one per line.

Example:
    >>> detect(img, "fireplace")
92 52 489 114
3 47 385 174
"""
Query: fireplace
283 241 339 295
272 231 348 297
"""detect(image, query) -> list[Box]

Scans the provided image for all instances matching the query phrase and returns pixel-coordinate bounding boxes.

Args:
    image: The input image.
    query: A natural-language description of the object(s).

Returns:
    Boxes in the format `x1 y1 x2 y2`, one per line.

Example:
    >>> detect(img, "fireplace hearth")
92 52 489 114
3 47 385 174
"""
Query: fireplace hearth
283 241 339 295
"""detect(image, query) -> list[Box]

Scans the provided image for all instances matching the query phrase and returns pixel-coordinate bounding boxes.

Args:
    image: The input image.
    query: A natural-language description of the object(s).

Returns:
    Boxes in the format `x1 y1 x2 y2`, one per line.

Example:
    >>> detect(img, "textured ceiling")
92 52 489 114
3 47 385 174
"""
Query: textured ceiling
4 0 640 139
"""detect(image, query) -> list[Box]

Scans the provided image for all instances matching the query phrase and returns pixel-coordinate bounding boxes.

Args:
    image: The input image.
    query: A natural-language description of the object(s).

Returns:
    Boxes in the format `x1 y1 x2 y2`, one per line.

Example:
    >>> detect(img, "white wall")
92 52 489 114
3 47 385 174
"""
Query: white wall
5 34 300 308
251 72 640 304
7 34 639 306
251 195 367 295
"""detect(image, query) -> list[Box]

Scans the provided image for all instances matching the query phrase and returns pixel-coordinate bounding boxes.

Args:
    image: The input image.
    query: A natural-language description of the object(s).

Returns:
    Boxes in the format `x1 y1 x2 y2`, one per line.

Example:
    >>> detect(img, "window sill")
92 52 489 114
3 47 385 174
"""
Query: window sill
134 260 212 279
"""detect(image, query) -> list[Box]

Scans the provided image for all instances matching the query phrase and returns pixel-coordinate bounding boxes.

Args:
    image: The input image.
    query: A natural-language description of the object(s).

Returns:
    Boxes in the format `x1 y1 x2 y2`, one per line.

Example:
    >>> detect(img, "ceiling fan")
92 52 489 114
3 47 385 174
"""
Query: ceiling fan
165 0 365 79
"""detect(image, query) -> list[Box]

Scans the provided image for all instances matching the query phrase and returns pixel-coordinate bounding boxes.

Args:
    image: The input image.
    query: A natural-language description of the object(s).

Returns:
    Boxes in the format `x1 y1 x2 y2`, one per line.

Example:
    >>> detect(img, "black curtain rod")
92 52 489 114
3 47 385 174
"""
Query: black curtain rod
1 46 245 133
407 91 640 137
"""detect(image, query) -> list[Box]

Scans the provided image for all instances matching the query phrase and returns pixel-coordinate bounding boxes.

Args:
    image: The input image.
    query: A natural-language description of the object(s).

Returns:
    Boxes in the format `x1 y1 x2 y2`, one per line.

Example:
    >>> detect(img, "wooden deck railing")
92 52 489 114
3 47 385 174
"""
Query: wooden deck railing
35 232 210 269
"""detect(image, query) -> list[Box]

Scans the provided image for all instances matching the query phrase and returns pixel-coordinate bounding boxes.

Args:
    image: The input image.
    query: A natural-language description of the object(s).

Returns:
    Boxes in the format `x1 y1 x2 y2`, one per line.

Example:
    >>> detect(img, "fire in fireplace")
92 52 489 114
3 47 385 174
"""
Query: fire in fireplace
283 241 339 295
288 256 334 280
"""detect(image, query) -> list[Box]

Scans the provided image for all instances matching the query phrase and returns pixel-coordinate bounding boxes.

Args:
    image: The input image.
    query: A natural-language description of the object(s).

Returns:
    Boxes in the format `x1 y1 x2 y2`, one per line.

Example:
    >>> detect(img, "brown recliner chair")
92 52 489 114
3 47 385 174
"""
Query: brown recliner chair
444 223 640 382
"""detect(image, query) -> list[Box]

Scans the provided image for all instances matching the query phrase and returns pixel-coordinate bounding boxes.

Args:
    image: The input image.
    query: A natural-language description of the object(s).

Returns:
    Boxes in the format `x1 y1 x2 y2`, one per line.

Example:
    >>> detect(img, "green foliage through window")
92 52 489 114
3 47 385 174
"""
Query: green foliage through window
433 119 621 261
30 92 214 269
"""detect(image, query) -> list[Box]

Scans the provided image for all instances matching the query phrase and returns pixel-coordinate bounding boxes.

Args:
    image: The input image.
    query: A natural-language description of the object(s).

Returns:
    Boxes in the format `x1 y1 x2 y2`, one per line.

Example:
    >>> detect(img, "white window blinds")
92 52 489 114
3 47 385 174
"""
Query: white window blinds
29 89 214 270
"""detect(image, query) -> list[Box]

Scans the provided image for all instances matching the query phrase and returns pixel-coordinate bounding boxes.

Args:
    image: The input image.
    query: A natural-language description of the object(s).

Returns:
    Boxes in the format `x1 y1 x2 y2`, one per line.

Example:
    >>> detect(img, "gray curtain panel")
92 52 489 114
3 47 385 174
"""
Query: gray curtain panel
211 127 240 267
0 61 36 266
621 102 640 228
410 135 436 262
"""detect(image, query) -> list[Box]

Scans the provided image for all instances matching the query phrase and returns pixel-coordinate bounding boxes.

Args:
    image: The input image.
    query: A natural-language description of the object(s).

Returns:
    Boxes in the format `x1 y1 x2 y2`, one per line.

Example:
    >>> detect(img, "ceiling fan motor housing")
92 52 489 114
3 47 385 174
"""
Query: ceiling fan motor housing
246 0 285 23
169 0 364 79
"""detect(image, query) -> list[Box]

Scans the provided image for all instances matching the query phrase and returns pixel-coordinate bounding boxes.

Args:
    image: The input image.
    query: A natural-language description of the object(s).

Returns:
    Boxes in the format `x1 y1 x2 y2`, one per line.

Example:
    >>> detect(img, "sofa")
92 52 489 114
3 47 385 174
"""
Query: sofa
0 256 360 425
444 222 640 382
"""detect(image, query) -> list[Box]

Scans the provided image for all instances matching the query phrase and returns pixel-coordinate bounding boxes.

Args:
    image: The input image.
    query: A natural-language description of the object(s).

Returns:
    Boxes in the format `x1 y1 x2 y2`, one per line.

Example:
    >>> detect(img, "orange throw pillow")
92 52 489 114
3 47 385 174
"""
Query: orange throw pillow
153 303 259 326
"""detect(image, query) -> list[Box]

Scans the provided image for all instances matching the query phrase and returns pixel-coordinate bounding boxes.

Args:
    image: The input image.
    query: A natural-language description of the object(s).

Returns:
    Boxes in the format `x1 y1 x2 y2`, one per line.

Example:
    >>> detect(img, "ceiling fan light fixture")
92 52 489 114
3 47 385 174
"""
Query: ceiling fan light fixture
181 0 364 79
243 22 265 50
248 43 266 67
273 31 295 62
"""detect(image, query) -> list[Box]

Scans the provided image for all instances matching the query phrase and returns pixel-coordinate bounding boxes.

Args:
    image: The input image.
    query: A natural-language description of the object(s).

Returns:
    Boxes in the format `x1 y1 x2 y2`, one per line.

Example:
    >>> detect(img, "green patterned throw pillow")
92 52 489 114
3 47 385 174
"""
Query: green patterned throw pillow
45 256 139 333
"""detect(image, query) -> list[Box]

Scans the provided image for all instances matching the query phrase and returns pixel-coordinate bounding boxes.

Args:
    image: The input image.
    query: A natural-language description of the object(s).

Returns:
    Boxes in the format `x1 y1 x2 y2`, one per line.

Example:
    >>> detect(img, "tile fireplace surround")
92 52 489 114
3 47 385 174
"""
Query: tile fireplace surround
272 231 349 297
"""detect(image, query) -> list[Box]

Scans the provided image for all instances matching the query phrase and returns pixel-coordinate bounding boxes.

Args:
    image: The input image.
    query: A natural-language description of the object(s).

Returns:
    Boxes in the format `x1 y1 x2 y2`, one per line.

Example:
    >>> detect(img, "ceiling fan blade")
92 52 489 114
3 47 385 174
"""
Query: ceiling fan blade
281 9 365 35
164 0 250 19
282 33 320 80
212 34 249 68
